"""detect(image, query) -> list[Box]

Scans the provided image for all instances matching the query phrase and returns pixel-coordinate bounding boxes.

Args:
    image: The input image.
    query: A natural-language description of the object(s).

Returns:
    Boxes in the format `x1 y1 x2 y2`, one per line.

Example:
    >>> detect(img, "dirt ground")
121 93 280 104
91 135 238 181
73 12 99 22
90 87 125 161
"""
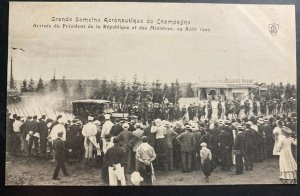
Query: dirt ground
5 155 283 186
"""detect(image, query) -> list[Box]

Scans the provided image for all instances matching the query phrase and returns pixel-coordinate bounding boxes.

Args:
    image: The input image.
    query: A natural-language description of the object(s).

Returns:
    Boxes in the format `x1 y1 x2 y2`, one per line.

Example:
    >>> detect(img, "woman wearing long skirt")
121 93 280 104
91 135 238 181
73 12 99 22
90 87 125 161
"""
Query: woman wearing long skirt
200 142 213 183
277 127 297 184
273 120 284 156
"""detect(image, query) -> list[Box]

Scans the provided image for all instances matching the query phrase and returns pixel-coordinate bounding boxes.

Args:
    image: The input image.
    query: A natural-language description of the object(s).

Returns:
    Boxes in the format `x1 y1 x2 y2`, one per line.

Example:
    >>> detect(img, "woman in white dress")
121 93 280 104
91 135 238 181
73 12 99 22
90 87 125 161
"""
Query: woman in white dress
277 126 297 184
273 120 284 156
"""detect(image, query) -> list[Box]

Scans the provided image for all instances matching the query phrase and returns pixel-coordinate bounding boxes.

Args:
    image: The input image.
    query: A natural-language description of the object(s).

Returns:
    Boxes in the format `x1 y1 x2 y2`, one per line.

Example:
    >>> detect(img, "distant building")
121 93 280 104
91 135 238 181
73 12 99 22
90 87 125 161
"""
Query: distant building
191 78 260 101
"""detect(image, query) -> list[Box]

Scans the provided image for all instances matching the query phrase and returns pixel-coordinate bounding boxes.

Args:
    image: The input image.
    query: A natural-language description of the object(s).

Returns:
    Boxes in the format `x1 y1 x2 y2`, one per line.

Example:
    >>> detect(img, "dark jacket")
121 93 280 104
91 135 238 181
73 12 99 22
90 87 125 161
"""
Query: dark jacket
116 130 136 149
219 130 233 150
105 145 126 167
176 131 196 152
110 124 123 137
38 120 48 138
244 128 258 150
143 125 156 148
53 137 67 161
233 131 246 155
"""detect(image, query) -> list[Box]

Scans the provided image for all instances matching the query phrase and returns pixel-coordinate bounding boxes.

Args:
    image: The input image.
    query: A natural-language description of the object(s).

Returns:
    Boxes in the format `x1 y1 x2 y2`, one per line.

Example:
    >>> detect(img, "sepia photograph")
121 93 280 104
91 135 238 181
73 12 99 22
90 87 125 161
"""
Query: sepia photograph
5 2 297 186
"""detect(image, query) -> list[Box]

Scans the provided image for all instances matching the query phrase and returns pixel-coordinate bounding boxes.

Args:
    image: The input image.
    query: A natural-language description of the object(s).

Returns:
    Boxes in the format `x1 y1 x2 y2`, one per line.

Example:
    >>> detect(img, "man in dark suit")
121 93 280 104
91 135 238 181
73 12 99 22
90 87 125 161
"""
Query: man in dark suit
244 122 257 171
219 123 233 171
176 125 196 172
115 123 137 174
233 125 246 175
110 118 123 137
143 120 156 148
39 115 48 156
28 115 40 156
53 131 70 180
217 101 222 119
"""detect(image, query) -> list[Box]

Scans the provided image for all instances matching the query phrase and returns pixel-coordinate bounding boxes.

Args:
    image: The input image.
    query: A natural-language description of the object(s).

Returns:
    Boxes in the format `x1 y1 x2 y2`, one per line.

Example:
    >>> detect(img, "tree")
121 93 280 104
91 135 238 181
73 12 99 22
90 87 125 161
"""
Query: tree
9 77 16 90
90 79 101 99
291 84 296 98
285 83 292 99
100 79 108 100
36 76 44 92
74 80 85 99
21 79 27 92
60 76 69 97
118 79 127 103
131 74 141 103
49 77 58 92
168 82 176 103
186 83 194 97
152 80 162 103
27 78 35 92
162 83 169 102
109 78 119 101
175 79 181 100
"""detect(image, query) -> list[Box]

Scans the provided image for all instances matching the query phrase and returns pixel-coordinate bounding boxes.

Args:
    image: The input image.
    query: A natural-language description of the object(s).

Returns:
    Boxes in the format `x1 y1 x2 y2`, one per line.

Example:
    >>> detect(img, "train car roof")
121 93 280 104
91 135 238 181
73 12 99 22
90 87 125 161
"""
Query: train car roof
72 99 111 104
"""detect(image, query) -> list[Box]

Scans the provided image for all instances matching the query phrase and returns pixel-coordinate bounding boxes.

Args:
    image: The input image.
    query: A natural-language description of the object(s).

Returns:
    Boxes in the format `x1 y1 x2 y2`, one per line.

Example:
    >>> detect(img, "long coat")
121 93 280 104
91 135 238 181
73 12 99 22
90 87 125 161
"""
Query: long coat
176 131 196 152
53 137 67 161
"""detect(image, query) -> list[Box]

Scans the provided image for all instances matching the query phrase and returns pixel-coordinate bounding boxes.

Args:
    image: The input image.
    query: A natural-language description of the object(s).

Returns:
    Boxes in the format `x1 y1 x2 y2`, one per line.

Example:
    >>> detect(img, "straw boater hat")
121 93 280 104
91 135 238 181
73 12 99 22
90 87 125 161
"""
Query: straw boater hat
155 119 162 127
104 114 111 120
200 142 207 147
58 118 64 124
88 116 94 121
93 120 101 126
122 123 129 129
185 124 192 131
281 126 293 135
134 123 142 129
237 125 244 130
130 171 144 186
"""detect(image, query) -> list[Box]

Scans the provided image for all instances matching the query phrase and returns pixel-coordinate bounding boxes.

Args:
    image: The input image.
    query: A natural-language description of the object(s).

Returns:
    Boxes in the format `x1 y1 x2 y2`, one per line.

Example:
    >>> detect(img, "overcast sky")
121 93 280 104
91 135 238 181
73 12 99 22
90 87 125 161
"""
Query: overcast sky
8 2 296 84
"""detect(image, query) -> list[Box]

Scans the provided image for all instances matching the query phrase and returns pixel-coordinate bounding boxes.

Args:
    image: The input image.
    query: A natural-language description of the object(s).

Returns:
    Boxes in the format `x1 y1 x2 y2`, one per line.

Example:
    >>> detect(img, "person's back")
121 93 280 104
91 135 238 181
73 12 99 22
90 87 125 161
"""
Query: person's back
177 131 195 152
53 137 66 161
110 123 123 136
106 145 126 166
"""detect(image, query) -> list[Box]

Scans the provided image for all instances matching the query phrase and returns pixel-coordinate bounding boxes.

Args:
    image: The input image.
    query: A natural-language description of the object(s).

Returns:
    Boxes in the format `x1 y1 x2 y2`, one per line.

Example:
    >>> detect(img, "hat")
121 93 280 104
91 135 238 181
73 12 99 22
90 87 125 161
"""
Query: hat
141 136 148 143
130 171 144 186
94 120 101 126
134 123 142 129
200 142 207 147
104 114 111 120
155 119 162 127
246 121 252 126
175 121 181 126
281 126 293 135
185 125 192 131
164 121 170 127
88 116 94 121
122 123 129 129
58 118 64 124
237 125 243 130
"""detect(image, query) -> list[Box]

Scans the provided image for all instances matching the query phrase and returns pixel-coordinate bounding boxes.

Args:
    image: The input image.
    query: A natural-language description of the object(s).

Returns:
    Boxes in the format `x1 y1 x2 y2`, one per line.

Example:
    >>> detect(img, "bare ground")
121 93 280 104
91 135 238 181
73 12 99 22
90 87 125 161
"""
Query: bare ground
5 155 282 186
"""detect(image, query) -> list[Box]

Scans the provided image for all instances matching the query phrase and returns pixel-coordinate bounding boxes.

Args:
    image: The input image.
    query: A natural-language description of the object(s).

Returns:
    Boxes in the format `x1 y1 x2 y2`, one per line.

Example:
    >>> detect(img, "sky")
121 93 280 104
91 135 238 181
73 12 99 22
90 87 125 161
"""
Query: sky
8 2 296 84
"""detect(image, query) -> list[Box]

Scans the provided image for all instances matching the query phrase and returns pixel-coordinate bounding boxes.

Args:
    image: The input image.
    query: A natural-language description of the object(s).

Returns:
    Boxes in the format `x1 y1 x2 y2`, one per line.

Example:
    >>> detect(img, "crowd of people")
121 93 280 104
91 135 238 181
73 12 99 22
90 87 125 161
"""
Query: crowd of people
6 98 297 185
110 97 296 123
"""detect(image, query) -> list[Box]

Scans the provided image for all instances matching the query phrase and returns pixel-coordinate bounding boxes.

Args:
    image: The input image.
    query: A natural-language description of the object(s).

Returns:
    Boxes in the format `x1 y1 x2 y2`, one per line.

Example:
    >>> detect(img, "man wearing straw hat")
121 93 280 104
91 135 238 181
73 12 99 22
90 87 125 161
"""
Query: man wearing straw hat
82 116 98 165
